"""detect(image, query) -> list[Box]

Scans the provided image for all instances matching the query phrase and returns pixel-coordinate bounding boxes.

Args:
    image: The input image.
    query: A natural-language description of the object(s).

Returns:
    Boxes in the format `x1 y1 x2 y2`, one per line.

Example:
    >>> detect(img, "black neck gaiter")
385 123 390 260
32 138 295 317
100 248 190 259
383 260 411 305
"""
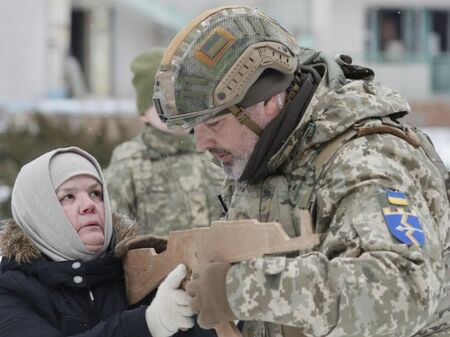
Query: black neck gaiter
239 66 321 183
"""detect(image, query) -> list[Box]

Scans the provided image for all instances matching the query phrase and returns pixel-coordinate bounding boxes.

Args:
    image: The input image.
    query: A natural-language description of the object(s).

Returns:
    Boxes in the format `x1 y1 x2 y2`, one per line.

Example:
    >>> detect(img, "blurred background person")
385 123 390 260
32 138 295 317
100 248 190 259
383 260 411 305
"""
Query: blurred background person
105 48 224 237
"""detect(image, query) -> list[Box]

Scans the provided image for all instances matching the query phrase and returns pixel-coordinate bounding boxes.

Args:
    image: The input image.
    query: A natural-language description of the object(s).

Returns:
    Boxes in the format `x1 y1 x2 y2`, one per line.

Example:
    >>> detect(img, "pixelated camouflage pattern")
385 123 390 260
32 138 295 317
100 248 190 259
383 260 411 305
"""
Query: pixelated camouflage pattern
105 125 224 237
223 78 450 336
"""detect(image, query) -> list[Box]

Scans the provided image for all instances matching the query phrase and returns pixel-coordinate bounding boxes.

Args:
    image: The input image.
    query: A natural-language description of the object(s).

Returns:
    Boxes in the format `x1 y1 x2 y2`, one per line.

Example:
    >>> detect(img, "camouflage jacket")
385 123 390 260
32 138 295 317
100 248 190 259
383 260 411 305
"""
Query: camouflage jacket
223 79 450 336
105 125 224 237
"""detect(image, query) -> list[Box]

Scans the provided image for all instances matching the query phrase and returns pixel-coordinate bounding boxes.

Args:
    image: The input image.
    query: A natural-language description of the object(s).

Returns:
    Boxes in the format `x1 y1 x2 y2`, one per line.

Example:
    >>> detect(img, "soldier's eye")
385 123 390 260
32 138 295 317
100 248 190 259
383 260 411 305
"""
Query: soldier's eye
206 120 219 128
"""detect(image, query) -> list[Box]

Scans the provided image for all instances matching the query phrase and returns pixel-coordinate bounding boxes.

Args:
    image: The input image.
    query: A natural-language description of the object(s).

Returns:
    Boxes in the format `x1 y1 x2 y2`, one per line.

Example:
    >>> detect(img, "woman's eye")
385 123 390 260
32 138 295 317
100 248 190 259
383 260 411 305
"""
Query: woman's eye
90 190 103 201
59 194 74 203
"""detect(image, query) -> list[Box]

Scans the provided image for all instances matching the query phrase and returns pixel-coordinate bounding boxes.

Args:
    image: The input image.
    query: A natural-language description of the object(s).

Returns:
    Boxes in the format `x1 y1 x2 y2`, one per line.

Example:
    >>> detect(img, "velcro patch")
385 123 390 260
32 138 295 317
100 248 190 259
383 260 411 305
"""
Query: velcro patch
382 207 424 247
387 190 409 206
195 27 236 68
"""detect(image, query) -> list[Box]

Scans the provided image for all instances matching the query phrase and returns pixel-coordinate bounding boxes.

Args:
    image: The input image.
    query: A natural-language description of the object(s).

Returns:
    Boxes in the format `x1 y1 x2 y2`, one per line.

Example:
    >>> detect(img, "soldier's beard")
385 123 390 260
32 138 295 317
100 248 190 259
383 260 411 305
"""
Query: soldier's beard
221 154 249 180
217 130 259 180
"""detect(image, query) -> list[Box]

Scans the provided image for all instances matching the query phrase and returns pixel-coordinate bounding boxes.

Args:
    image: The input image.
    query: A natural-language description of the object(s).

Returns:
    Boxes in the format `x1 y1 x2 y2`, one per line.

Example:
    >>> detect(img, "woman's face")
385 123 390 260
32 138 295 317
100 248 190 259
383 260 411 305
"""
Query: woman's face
55 175 106 252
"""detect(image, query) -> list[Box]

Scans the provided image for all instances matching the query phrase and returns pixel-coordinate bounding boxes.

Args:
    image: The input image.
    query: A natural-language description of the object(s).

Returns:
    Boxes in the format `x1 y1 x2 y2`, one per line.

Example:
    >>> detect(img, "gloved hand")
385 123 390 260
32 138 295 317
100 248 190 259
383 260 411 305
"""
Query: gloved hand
186 262 236 329
146 264 194 337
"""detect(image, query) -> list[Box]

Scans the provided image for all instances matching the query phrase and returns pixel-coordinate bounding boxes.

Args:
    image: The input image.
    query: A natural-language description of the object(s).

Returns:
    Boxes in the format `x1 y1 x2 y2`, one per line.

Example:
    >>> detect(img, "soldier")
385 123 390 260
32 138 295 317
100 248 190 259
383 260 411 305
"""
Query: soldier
154 6 450 337
105 47 224 237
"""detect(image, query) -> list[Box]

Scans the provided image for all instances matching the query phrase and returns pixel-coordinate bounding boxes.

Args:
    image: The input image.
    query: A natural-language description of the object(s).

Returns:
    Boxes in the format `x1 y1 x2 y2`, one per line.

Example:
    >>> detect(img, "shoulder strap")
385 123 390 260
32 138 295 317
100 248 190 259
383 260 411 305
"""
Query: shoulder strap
297 128 358 210
313 128 358 176
306 118 450 211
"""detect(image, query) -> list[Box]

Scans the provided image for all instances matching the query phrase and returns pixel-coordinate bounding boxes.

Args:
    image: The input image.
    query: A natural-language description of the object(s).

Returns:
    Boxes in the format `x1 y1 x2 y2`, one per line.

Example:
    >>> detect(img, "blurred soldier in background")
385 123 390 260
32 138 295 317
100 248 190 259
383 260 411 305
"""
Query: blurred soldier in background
105 48 224 237
154 6 450 337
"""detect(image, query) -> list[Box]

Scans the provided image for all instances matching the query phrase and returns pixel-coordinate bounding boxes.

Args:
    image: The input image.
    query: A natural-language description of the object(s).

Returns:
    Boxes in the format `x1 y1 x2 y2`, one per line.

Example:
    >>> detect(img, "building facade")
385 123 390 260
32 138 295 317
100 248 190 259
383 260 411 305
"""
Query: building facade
309 0 450 124
0 0 448 124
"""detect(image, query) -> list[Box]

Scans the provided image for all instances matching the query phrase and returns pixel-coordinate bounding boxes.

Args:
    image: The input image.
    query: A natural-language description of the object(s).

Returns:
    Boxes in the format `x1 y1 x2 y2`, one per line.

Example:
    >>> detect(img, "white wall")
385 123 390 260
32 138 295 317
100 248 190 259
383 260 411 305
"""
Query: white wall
321 0 366 57
368 63 430 99
422 127 450 168
0 0 48 101
110 0 312 100
111 6 176 98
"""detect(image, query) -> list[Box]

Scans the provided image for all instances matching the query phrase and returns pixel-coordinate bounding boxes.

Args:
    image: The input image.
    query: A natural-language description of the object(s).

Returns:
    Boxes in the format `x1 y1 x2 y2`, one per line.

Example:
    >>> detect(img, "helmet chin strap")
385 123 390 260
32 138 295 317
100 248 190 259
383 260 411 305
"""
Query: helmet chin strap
227 105 263 136
238 66 321 183
224 69 295 136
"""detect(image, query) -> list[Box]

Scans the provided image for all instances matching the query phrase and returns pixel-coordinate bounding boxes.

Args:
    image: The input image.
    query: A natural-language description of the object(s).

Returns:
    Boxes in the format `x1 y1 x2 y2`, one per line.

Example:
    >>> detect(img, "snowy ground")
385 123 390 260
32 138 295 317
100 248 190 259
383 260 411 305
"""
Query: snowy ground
421 127 450 169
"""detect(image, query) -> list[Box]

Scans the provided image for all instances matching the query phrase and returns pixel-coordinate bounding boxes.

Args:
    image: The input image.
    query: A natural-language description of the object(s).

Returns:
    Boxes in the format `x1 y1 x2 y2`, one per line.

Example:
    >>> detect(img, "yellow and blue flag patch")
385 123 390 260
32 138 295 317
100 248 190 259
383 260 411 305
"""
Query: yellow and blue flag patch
386 190 409 206
381 191 425 248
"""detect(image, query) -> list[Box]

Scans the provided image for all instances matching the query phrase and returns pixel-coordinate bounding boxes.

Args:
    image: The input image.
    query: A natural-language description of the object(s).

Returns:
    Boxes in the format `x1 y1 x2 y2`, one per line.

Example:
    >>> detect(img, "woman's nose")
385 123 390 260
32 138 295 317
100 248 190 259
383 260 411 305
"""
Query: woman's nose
79 194 95 214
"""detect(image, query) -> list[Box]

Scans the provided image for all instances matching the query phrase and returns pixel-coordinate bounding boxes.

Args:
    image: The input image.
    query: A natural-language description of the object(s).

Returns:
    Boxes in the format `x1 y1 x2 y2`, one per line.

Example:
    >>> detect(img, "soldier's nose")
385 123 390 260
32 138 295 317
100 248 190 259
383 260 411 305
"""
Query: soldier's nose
194 124 216 152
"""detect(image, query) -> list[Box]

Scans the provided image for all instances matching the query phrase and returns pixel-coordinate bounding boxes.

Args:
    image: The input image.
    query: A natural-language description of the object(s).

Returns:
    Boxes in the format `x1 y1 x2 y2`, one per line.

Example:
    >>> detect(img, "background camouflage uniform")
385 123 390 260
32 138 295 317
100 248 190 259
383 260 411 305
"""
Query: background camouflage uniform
105 125 224 237
105 47 224 236
221 61 450 336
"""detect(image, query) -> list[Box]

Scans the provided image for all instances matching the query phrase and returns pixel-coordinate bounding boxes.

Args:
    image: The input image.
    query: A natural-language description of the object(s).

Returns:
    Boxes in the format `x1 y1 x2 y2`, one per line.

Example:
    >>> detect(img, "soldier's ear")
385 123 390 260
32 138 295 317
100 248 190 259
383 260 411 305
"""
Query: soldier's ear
264 92 285 119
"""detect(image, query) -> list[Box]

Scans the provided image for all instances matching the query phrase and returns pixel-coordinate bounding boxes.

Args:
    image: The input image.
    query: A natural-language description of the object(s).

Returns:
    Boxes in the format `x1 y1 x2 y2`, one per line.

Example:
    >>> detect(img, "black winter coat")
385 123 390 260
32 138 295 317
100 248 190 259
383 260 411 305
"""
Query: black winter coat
0 216 216 337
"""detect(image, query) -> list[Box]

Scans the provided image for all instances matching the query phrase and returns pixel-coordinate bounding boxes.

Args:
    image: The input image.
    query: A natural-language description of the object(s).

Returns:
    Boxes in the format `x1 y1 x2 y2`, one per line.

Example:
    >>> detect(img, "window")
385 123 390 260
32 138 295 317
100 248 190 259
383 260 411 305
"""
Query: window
69 9 89 97
428 10 450 55
367 8 419 62
427 10 450 92
366 7 450 92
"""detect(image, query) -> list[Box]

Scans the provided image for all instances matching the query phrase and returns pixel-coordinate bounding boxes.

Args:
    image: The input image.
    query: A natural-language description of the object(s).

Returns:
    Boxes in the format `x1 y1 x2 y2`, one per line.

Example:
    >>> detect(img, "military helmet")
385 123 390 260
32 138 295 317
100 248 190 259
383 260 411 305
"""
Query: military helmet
153 6 300 129
131 47 164 115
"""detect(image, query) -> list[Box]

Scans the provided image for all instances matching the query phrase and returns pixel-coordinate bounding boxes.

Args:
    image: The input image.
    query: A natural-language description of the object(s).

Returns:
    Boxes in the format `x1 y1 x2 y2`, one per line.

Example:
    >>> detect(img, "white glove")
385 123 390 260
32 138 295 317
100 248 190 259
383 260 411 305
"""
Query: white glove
145 264 194 337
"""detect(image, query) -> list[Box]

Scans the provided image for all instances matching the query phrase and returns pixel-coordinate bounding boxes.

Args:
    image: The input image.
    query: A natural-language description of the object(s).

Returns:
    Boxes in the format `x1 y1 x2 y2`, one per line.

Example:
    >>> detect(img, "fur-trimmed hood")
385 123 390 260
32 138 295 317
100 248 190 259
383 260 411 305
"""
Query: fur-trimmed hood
0 213 140 264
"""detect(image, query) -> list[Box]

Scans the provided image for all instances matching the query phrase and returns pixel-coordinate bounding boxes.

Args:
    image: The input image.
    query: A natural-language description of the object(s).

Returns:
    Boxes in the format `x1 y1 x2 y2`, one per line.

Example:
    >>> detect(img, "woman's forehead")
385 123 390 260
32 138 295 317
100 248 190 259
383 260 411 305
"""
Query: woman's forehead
56 175 102 191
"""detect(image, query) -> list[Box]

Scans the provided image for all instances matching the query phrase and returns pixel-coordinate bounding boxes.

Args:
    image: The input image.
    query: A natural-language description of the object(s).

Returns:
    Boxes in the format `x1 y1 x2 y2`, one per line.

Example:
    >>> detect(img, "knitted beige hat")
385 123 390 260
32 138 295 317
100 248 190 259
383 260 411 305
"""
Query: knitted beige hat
49 151 101 189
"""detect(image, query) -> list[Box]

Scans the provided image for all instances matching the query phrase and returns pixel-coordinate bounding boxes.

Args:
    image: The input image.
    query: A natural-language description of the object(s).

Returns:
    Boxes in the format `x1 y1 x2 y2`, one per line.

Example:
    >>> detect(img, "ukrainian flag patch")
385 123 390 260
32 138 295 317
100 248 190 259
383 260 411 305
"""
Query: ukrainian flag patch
381 190 425 247
382 208 424 247
387 191 409 206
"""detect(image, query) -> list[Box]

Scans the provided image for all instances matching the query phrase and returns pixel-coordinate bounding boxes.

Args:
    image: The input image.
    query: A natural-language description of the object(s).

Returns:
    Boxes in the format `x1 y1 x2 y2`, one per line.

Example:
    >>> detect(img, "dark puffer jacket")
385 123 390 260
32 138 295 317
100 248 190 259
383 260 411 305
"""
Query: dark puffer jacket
0 214 215 337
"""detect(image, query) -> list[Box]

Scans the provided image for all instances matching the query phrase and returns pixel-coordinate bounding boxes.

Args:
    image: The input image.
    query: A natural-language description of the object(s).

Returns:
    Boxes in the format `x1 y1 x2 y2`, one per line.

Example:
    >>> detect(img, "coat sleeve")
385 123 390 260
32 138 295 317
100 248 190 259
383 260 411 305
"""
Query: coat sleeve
225 134 449 337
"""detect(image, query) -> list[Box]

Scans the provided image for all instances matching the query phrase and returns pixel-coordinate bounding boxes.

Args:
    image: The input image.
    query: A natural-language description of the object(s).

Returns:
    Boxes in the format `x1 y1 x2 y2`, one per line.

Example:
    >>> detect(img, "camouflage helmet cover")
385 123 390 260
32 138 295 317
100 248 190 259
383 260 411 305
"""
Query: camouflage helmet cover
154 6 300 129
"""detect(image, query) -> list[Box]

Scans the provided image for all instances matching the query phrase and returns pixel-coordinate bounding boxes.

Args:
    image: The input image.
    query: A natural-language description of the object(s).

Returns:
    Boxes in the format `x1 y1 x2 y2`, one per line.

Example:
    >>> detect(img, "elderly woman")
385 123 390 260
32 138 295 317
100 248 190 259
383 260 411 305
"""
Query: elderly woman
0 147 214 337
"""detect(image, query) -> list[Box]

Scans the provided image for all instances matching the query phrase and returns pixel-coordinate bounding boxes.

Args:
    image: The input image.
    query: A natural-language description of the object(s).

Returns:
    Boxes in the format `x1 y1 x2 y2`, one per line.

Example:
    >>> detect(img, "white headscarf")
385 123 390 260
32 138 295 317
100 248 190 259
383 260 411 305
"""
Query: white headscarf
11 147 113 262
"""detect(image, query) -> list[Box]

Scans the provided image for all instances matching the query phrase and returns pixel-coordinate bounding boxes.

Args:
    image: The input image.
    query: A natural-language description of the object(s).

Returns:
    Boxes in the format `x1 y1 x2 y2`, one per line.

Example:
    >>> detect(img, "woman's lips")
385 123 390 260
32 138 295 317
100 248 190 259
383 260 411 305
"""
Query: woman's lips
79 222 102 231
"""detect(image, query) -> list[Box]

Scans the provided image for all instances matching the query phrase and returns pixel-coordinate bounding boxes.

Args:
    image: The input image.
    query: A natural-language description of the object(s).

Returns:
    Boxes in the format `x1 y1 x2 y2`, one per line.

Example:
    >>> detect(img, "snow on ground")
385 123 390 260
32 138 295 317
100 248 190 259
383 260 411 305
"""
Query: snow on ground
421 127 450 169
